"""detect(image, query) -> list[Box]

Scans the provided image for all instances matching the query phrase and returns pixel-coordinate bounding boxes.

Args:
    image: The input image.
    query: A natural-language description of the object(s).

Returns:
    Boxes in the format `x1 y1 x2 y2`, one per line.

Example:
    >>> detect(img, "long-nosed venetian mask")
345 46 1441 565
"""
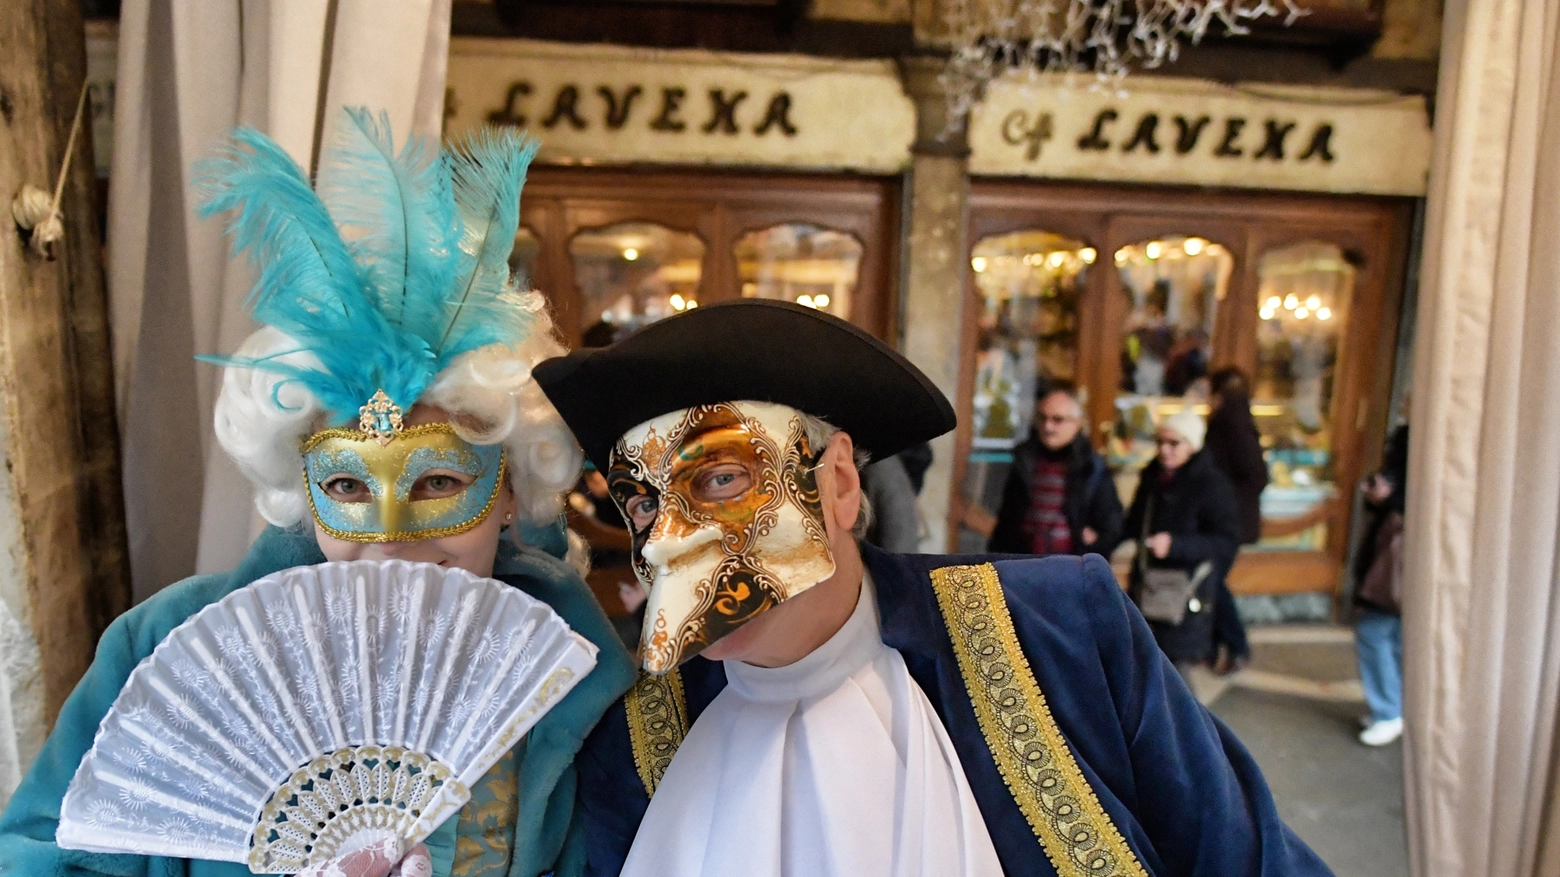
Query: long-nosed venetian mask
608 401 836 673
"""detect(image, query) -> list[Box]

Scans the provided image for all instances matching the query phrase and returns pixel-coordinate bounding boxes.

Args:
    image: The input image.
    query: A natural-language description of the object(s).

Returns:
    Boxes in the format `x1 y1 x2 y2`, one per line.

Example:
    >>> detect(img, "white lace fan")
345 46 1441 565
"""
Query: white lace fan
56 559 598 873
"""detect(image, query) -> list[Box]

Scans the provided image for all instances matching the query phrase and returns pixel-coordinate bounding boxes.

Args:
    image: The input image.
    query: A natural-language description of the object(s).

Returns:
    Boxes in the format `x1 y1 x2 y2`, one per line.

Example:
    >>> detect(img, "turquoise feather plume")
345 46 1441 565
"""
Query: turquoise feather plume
440 126 542 357
195 108 540 424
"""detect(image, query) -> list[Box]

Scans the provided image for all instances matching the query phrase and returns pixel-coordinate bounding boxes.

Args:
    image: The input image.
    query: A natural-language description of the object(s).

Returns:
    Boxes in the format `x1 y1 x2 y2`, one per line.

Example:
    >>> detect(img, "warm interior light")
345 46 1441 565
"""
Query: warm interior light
814 293 831 308
1265 296 1282 309
797 294 815 308
1295 307 1310 319
1306 295 1321 310
1145 241 1164 260
1284 294 1299 310
1047 252 1065 269
685 299 698 309
1183 237 1206 256
1260 307 1276 320
669 293 686 311
971 256 988 273
1317 306 1332 320
1114 248 1130 266
623 247 640 261
1079 247 1097 264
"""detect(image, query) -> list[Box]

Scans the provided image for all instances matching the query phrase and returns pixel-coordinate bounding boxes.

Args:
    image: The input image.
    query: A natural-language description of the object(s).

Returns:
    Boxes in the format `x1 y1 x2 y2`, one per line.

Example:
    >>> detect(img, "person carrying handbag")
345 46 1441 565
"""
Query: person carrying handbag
1124 407 1243 687
1352 421 1409 746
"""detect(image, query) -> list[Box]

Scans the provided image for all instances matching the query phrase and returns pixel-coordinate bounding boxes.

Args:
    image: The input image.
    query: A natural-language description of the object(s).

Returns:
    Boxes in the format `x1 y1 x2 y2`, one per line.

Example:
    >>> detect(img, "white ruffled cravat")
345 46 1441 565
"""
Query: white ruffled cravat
620 574 1004 877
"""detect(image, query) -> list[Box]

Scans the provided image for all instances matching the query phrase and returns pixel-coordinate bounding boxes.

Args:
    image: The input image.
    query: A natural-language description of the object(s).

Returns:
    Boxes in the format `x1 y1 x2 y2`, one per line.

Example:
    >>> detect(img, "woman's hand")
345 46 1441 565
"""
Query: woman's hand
1146 532 1173 559
296 840 432 877
1363 474 1393 504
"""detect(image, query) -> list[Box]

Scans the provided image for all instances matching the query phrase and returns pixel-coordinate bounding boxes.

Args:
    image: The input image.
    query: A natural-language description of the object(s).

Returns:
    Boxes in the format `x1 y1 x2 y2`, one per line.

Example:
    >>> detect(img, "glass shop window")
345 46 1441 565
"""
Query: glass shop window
955 229 1094 552
1107 236 1234 505
1251 241 1353 551
734 223 863 320
569 222 705 344
509 227 541 290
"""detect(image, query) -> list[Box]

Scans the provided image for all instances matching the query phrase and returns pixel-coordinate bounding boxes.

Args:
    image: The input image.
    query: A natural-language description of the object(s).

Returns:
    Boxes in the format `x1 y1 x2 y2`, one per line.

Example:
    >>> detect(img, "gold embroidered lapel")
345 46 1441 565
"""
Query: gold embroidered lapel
930 563 1148 877
625 668 689 798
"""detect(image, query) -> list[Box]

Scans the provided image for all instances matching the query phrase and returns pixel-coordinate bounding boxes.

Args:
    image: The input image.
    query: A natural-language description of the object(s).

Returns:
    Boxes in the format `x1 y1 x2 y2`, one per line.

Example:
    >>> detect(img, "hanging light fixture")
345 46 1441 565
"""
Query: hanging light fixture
938 0 1309 125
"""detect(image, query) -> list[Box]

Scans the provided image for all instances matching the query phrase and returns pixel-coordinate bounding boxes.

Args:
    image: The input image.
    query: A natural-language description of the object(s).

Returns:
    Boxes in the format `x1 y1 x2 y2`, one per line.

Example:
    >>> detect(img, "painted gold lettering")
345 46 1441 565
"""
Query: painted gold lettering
1298 124 1336 163
487 82 532 127
1215 118 1246 157
1172 115 1210 154
598 85 643 130
1001 110 1053 161
1121 113 1161 154
1254 120 1296 160
702 89 749 135
753 92 798 137
651 87 688 132
1078 109 1117 151
542 85 588 130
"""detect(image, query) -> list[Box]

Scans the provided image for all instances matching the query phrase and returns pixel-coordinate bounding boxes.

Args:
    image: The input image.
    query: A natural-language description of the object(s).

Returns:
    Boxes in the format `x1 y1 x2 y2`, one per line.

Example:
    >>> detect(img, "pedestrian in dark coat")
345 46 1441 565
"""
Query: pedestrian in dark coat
1352 421 1409 746
1202 367 1266 671
1205 368 1269 545
989 387 1125 557
1124 407 1243 669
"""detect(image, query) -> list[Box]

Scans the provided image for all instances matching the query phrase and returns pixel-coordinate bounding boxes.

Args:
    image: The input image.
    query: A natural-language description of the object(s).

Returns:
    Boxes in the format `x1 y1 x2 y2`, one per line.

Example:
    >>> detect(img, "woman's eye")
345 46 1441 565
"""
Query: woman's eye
322 478 370 502
411 472 472 501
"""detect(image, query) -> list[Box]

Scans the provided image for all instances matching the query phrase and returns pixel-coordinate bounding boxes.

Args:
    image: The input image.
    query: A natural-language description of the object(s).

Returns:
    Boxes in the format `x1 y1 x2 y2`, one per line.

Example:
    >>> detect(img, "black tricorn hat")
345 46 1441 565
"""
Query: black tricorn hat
533 299 956 472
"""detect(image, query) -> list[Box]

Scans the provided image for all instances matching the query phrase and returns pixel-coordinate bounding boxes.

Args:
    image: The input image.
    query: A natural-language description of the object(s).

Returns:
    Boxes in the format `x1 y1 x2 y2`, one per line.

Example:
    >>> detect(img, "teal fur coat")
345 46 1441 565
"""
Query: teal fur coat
0 525 637 877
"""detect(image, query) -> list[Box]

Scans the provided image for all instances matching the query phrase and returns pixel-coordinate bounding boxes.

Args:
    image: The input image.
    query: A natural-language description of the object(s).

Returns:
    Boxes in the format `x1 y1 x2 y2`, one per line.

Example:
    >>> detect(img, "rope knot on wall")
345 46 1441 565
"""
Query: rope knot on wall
11 81 89 261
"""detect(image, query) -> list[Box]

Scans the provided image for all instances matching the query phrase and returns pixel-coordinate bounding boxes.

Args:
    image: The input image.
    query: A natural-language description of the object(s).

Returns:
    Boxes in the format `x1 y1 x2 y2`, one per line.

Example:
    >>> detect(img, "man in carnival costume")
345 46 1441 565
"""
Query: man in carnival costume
0 109 634 877
534 300 1333 877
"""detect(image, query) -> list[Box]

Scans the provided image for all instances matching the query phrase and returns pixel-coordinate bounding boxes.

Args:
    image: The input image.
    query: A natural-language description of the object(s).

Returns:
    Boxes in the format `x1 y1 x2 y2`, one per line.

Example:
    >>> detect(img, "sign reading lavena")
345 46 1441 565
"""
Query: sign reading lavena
446 38 916 172
970 75 1433 196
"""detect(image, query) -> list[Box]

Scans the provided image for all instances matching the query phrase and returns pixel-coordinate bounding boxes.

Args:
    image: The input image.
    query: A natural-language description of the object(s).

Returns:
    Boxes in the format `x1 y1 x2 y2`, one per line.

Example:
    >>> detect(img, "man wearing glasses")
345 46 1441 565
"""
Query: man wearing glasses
988 384 1124 558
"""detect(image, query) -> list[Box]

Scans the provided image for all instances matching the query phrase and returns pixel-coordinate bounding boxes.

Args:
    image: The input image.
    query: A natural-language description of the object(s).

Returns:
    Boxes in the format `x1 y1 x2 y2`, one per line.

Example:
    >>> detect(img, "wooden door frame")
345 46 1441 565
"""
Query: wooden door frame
520 166 902 344
954 179 1414 599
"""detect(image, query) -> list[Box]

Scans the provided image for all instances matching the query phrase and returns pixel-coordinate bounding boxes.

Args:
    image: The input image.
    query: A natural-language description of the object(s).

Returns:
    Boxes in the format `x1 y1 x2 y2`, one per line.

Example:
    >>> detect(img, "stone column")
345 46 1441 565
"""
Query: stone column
897 55 970 553
0 0 133 802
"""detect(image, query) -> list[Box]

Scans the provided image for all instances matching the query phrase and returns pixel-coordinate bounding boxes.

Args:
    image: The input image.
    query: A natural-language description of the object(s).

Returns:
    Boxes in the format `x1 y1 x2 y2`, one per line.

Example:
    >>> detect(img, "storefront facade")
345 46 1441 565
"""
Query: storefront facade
444 32 1433 608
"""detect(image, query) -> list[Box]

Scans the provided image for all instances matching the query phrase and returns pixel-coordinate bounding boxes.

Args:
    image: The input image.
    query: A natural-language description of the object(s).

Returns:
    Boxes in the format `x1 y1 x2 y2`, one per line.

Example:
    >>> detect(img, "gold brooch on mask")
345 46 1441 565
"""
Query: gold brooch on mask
360 390 405 445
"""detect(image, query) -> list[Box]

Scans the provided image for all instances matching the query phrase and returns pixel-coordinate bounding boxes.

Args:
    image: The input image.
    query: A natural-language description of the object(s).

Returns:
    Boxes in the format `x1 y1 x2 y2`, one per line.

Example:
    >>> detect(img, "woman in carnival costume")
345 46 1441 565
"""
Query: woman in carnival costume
0 109 635 877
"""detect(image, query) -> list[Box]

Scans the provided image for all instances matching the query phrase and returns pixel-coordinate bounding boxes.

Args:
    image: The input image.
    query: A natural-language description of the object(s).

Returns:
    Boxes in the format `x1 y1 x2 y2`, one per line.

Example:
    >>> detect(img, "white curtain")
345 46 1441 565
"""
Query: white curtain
109 0 452 601
1402 0 1560 874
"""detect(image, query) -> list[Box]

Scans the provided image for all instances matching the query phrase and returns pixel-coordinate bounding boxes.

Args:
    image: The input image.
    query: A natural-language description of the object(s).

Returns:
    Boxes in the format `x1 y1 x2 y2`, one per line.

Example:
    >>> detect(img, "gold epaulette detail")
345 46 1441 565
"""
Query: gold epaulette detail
930 563 1148 877
624 668 688 798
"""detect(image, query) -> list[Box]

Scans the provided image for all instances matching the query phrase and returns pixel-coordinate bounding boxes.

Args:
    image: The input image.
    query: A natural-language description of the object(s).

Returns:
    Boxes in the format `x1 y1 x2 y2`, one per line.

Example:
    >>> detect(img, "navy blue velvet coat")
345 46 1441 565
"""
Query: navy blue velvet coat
572 547 1333 877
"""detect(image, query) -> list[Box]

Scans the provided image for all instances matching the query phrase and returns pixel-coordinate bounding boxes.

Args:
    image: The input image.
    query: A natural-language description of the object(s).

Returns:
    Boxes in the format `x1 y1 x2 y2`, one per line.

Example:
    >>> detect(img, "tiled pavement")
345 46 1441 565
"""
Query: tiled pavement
1205 626 1409 877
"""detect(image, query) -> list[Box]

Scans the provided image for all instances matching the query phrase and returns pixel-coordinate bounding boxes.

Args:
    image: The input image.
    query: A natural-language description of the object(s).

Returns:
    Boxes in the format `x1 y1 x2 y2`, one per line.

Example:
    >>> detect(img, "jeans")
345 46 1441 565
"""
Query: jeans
1355 609 1403 722
1213 579 1250 659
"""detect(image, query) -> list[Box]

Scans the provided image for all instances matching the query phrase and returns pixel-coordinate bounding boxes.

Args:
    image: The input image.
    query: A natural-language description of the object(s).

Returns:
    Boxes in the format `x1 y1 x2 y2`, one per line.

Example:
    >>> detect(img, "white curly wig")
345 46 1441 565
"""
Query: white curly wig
213 298 582 533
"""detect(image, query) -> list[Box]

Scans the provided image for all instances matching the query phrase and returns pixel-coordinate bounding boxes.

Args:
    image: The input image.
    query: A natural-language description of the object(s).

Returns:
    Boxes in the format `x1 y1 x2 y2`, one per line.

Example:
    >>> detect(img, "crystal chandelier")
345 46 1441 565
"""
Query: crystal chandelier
938 0 1310 123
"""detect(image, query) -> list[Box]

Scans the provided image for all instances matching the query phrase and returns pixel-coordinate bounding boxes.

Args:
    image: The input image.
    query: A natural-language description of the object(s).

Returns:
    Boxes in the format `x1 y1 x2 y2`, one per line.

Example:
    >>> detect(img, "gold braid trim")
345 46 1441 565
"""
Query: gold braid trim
624 668 688 798
930 563 1148 877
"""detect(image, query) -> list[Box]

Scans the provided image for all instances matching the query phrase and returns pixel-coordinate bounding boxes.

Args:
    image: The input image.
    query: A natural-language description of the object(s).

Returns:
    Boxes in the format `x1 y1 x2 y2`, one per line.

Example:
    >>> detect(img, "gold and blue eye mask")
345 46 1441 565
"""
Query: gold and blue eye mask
301 423 507 543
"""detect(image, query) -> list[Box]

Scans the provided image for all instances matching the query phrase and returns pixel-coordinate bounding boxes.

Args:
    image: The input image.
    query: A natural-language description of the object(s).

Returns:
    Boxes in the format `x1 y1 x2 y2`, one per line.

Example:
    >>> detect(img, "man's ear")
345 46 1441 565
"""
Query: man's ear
821 432 861 534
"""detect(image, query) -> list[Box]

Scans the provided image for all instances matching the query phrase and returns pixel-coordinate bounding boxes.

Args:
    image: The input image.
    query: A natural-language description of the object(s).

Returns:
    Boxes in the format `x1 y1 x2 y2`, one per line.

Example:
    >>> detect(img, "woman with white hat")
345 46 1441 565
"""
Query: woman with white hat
1123 405 1244 684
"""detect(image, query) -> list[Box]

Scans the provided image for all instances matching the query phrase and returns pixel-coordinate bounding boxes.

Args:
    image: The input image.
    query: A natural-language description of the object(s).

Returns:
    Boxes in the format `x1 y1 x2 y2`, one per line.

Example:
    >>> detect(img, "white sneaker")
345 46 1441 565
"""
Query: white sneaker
1359 717 1404 746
